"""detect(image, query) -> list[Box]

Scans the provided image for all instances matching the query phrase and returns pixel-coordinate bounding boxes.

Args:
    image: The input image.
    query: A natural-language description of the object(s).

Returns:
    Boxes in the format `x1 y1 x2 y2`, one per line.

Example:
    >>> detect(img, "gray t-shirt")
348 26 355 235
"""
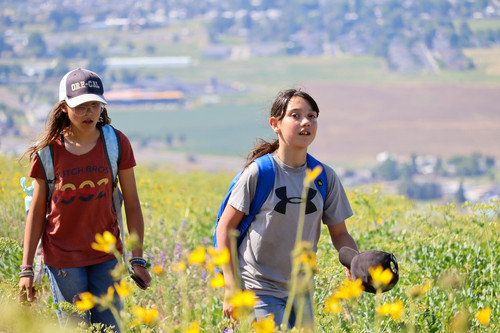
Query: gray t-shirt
228 153 353 298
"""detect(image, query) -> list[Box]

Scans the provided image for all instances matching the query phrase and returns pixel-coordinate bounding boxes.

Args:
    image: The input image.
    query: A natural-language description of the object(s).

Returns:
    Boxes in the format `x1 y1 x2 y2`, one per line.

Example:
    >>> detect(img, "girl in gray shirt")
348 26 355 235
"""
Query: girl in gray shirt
216 89 358 330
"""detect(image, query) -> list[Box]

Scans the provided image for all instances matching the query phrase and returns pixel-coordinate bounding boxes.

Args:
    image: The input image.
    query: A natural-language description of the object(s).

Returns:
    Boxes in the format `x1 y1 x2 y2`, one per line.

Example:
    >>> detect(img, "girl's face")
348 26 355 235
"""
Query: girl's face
271 96 318 151
63 101 103 133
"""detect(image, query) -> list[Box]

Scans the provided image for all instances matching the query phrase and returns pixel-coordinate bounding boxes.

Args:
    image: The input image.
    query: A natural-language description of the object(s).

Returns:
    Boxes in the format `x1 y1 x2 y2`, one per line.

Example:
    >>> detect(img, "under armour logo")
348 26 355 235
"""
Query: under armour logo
274 186 318 214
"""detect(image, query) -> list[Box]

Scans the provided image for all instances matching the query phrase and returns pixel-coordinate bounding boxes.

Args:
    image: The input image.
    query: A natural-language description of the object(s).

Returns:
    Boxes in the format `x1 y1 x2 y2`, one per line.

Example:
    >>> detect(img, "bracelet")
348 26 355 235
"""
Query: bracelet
129 257 146 264
19 270 35 278
129 257 149 268
129 256 146 262
20 265 34 270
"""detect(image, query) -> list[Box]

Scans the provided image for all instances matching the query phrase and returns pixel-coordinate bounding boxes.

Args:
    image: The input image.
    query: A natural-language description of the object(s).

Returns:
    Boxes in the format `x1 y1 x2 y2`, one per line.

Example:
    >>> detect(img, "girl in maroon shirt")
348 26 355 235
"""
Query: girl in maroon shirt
19 68 151 332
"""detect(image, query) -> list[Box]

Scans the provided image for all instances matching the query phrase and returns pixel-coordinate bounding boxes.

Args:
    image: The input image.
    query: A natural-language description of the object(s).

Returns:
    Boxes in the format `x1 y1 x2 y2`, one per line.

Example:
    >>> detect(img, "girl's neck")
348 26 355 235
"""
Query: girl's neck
62 127 100 155
276 146 307 167
64 126 100 143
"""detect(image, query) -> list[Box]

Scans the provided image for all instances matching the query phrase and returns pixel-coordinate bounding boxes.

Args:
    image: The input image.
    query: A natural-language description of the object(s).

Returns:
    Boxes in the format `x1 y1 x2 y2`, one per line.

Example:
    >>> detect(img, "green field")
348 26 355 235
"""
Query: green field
112 103 272 157
103 48 500 162
1 155 498 332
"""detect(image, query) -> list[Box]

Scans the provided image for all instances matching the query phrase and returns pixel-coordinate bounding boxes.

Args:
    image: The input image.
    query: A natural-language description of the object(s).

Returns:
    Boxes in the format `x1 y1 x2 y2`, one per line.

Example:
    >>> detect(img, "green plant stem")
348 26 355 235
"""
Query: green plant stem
282 180 310 328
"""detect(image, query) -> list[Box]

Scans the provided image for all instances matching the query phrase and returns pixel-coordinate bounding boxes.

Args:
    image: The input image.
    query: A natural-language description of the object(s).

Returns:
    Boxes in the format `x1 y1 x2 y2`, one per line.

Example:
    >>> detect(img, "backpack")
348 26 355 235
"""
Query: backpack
20 124 123 284
212 153 328 249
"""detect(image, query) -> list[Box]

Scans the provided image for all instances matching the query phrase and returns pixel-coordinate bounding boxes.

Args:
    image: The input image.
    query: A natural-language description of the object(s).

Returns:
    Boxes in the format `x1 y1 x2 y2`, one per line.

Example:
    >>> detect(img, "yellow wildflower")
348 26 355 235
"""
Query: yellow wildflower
210 273 225 288
324 295 342 314
295 251 318 272
75 291 95 311
206 262 215 274
97 286 115 306
188 246 206 265
475 307 491 325
252 314 275 333
230 290 257 308
332 278 364 300
213 247 230 266
151 265 164 275
407 282 432 299
207 246 218 256
376 300 405 320
305 165 323 183
133 306 159 326
172 261 186 271
114 280 132 298
91 231 116 253
369 265 394 289
186 321 200 333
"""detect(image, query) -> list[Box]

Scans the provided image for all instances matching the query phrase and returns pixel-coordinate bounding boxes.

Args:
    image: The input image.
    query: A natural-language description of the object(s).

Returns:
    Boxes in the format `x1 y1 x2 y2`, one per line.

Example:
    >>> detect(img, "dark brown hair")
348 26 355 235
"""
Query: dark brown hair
21 101 111 162
244 89 319 167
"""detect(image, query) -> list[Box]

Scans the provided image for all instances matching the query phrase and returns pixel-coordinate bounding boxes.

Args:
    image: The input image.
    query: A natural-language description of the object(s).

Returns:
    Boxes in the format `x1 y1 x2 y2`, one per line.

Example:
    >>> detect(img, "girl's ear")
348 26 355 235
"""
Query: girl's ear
270 117 280 134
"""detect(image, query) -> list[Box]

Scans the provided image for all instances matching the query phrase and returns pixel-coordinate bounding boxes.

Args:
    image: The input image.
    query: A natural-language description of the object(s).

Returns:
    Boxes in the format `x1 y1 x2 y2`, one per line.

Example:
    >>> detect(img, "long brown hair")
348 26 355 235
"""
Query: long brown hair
21 101 112 162
244 89 319 168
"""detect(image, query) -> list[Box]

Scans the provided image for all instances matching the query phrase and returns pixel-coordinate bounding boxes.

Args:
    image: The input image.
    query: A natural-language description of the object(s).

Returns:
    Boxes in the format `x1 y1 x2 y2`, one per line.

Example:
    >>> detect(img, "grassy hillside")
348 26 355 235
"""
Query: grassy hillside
107 49 500 163
0 155 498 332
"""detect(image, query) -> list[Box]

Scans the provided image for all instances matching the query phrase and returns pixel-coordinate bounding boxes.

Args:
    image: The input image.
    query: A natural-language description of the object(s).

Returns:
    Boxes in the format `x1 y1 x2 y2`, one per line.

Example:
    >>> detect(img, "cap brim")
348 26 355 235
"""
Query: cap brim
66 94 107 108
339 247 359 269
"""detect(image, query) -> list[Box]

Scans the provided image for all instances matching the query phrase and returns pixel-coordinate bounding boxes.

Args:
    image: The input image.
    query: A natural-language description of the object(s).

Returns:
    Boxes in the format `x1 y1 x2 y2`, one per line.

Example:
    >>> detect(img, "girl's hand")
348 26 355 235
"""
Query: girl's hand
346 267 352 280
131 264 152 290
19 277 37 302
223 289 235 319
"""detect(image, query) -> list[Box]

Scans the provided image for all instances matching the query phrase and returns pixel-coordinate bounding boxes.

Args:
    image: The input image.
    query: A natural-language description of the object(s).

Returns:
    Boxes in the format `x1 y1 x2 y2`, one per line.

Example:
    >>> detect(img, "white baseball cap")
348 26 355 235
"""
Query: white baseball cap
59 68 107 108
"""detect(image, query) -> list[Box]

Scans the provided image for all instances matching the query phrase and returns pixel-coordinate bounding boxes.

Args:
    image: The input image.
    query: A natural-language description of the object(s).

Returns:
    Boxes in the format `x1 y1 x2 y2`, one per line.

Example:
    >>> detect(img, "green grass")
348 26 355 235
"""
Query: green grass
0 155 498 332
464 19 500 32
111 102 273 156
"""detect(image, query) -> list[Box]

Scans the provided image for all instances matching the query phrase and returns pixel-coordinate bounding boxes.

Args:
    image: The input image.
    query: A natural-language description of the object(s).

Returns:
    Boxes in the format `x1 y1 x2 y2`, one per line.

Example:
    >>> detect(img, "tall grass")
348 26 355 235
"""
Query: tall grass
0 155 498 332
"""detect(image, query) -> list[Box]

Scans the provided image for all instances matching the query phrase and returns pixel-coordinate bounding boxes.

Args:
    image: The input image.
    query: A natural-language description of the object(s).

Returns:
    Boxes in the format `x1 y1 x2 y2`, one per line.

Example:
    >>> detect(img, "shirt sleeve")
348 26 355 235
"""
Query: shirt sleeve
116 129 136 170
321 164 353 225
227 162 259 215
28 153 45 180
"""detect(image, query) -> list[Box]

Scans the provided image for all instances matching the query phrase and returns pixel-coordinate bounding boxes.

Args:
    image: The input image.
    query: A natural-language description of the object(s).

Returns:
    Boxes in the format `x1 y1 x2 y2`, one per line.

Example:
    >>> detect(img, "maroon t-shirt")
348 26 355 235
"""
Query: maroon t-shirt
29 129 136 268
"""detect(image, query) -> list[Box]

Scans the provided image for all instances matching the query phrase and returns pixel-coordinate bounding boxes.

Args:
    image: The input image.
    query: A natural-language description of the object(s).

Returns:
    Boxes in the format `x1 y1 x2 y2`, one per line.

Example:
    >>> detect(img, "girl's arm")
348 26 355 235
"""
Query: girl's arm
118 167 151 289
327 221 357 251
19 178 47 301
328 222 358 279
216 204 245 319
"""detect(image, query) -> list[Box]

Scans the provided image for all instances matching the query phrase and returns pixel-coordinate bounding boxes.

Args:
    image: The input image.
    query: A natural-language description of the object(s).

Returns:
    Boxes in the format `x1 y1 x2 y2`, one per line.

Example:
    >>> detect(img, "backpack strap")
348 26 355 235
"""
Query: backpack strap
99 125 128 264
306 153 328 205
36 145 56 209
236 153 275 247
213 153 275 249
33 144 55 284
100 124 121 186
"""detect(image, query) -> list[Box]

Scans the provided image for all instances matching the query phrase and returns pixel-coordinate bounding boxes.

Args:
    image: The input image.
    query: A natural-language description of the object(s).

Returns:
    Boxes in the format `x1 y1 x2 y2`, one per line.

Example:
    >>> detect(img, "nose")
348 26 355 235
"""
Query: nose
301 116 311 126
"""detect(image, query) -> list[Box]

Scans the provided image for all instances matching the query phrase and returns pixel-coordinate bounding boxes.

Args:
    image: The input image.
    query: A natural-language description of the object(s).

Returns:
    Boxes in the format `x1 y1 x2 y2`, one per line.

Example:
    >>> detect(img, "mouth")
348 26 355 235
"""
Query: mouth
83 119 94 125
299 131 310 136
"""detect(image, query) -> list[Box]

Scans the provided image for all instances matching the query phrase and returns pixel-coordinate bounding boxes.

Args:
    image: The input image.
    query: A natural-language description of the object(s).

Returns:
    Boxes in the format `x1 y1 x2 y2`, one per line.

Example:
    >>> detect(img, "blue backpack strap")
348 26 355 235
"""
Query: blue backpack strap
306 153 328 205
236 153 275 247
36 145 56 208
100 124 121 186
33 144 55 284
99 125 127 263
213 153 275 248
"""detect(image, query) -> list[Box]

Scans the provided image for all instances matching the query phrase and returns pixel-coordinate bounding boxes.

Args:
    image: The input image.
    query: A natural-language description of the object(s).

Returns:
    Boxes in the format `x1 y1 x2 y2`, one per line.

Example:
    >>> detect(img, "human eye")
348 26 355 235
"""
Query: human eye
308 113 317 119
74 105 85 113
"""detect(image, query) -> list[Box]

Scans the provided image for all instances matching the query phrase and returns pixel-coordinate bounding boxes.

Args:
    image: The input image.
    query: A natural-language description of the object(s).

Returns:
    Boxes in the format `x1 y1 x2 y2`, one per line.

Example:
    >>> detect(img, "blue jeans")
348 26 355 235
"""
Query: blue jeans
45 258 122 332
254 294 314 330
